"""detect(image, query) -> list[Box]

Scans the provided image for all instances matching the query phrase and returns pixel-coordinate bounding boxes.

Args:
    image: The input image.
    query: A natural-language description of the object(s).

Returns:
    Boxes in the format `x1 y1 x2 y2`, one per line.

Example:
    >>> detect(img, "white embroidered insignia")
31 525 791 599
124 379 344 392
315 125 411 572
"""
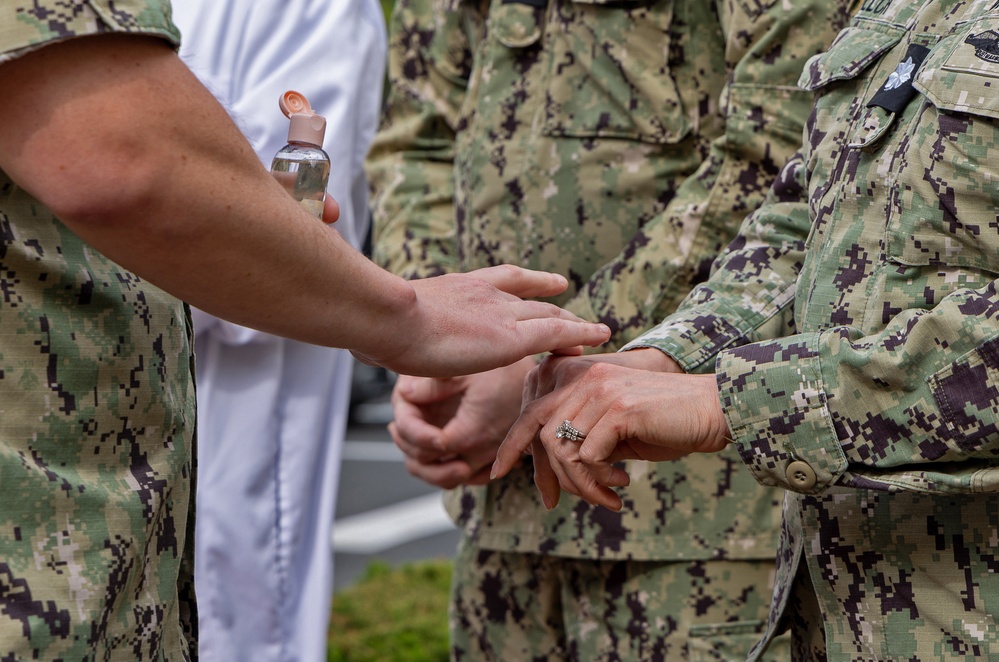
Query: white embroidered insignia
884 57 915 91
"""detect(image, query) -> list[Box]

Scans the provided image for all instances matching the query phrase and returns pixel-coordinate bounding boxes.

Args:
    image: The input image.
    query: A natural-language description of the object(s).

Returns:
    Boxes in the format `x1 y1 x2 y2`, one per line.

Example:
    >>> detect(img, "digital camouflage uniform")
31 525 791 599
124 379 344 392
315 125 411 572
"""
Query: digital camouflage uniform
629 0 999 658
368 0 854 658
0 2 198 660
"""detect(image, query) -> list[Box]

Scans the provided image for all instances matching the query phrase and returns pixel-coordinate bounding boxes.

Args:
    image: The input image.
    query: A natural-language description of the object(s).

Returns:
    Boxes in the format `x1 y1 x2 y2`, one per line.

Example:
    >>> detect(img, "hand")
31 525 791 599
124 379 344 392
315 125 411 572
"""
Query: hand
389 358 534 489
354 265 610 378
492 362 731 512
523 348 683 405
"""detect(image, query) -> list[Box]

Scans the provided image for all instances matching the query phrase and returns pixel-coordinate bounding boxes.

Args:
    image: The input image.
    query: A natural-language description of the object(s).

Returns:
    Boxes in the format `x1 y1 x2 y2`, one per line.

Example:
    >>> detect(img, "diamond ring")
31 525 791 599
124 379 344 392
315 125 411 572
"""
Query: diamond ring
555 419 587 442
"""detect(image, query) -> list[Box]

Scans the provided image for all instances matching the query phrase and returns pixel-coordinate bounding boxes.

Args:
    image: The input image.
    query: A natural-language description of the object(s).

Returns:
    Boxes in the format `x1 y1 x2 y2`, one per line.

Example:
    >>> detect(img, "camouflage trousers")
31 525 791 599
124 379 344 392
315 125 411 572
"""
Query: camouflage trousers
779 489 999 662
450 532 789 661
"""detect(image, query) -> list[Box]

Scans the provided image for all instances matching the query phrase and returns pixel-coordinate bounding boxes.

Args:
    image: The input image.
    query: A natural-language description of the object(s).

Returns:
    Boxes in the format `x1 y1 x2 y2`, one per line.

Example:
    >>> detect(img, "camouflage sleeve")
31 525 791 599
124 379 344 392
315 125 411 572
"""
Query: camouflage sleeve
0 0 180 63
622 148 811 373
365 0 475 279
563 0 857 350
628 146 999 496
716 282 999 496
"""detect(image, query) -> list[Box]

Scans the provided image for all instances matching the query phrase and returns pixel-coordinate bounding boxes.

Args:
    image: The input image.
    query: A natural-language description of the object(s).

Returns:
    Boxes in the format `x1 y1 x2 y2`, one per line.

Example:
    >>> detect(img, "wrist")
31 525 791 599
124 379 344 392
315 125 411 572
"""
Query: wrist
624 347 684 373
353 270 419 368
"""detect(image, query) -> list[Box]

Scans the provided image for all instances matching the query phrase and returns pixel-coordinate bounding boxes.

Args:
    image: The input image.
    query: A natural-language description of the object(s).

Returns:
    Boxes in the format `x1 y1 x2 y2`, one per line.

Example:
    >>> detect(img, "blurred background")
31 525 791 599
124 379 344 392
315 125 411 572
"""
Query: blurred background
335 362 458 591
327 2 459 656
329 362 459 661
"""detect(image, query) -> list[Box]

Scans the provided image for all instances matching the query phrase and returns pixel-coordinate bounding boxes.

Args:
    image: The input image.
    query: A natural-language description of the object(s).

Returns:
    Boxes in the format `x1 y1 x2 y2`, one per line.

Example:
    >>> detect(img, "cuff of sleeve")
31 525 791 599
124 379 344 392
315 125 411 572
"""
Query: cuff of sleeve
716 331 848 494
621 305 756 375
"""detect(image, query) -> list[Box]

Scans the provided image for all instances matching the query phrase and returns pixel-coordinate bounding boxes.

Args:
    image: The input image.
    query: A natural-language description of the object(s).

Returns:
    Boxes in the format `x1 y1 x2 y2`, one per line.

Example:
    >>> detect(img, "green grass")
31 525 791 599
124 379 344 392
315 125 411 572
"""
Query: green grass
328 559 453 662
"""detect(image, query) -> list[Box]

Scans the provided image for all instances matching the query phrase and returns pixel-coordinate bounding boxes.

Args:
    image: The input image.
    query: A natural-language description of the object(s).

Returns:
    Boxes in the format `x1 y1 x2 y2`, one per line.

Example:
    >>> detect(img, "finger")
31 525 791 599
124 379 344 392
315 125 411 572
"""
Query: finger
404 456 477 490
465 464 493 486
529 438 562 510
532 388 625 510
396 375 464 406
322 194 340 224
577 456 631 489
514 315 610 356
389 397 447 451
526 355 566 403
547 435 622 511
390 379 454 451
539 417 592 502
467 264 570 300
388 422 453 464
492 397 553 479
512 299 593 324
521 365 542 411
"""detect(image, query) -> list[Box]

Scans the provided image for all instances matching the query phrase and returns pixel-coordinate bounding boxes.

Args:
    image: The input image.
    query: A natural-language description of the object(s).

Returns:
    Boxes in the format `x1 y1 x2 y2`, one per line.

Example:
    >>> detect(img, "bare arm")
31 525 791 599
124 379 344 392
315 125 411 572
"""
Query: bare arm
0 34 609 377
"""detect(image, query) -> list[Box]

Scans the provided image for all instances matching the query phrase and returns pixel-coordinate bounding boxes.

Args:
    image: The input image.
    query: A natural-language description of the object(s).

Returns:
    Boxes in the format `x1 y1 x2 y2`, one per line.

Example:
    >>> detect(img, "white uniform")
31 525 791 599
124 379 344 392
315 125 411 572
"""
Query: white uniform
170 1 386 659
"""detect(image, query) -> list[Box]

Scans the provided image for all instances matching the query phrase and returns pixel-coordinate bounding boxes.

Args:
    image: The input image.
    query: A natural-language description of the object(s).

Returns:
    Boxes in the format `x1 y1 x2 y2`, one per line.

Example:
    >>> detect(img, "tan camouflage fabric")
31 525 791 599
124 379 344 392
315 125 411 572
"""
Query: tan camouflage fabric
0 3 197 660
449 532 791 661
629 0 999 657
368 0 855 563
368 0 854 657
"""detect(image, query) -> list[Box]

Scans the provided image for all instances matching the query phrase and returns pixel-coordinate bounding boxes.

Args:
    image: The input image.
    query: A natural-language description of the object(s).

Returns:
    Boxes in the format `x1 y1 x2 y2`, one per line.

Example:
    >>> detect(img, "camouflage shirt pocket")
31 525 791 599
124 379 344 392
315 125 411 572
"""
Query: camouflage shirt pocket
929 335 999 456
798 25 903 94
540 0 687 144
427 0 476 86
888 18 999 272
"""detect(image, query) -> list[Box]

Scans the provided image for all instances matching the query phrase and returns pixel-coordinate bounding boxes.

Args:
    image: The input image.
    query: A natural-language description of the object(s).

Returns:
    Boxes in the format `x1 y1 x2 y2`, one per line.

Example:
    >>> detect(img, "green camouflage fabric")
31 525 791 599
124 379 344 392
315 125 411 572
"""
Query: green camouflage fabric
368 0 854 657
450 532 792 661
368 0 855 562
0 1 179 62
0 3 197 660
629 0 999 658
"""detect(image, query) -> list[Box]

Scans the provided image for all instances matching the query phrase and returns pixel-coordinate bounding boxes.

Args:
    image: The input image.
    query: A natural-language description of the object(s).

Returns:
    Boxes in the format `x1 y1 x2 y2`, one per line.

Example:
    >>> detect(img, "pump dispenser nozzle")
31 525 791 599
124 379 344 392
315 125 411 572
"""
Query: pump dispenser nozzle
271 90 331 219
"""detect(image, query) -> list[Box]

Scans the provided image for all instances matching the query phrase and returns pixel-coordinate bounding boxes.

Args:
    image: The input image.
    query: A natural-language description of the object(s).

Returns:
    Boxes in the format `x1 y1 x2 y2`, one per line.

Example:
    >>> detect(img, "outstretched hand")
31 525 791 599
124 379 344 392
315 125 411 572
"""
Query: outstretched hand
354 265 610 378
491 353 731 511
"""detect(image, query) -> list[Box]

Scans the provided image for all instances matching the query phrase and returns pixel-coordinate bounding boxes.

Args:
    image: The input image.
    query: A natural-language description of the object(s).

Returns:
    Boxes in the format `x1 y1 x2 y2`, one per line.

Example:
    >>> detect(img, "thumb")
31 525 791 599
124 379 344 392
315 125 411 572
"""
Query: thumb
397 375 466 405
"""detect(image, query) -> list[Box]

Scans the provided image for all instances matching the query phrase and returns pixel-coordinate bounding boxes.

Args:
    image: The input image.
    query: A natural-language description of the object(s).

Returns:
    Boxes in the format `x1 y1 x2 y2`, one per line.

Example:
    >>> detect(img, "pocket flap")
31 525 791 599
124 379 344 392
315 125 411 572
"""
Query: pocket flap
798 26 903 92
914 19 999 120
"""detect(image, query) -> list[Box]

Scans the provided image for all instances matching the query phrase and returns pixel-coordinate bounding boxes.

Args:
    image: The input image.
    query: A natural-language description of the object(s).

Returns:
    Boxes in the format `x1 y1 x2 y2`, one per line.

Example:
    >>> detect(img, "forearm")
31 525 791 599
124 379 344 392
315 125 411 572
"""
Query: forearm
623 151 811 373
0 34 415 355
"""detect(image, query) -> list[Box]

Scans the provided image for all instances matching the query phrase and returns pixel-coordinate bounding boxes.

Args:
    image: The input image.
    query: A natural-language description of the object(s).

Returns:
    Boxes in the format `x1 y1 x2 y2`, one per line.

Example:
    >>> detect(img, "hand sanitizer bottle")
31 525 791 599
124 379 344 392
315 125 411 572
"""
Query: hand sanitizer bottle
270 90 331 219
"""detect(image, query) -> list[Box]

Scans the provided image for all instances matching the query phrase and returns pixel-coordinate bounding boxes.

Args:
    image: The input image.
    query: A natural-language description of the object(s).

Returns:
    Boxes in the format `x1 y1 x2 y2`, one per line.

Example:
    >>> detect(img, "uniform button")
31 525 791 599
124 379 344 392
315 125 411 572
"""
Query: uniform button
786 460 817 490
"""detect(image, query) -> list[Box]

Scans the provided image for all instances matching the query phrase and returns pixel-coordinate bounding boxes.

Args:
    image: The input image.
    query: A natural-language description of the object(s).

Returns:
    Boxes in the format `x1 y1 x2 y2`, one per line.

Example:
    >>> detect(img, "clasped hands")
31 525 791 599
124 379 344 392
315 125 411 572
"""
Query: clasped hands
390 347 732 513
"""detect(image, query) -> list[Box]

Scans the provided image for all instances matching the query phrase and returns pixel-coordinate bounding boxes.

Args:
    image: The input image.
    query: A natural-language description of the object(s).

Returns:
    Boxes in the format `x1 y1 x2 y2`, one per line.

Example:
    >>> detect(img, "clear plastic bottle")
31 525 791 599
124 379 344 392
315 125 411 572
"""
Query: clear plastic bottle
270 90 330 219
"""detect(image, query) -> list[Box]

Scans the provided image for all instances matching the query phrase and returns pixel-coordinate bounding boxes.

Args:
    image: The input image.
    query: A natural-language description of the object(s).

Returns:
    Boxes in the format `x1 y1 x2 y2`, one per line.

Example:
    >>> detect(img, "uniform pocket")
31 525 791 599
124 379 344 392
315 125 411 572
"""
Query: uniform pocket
541 0 687 144
885 18 999 271
687 620 789 662
930 335 999 455
428 0 477 86
798 25 903 93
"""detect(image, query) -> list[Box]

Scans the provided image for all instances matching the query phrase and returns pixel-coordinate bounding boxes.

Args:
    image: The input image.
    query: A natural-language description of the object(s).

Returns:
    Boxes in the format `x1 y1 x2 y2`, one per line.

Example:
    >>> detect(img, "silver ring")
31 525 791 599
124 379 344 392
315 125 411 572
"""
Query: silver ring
555 419 587 442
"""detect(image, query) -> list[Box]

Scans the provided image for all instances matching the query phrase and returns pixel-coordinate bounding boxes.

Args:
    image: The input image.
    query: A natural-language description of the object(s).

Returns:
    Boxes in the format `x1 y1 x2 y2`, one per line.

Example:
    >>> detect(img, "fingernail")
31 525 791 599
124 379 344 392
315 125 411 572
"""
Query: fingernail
489 463 499 480
542 494 554 511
